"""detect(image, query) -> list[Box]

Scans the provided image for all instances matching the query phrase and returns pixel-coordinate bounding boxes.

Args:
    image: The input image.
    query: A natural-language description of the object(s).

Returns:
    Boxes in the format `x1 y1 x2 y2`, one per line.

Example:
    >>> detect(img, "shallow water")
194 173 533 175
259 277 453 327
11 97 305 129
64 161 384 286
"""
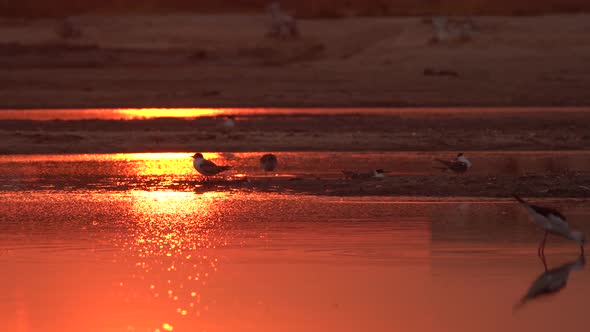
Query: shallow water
1 151 590 192
1 192 589 332
1 154 589 332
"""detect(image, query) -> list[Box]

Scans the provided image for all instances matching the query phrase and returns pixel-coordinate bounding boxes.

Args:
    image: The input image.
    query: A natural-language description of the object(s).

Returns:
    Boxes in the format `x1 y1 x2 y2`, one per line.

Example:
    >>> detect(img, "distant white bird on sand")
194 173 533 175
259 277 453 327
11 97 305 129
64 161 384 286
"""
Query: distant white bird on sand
514 195 585 256
434 153 472 173
342 169 385 180
515 254 585 310
222 116 235 132
260 154 278 175
192 153 232 180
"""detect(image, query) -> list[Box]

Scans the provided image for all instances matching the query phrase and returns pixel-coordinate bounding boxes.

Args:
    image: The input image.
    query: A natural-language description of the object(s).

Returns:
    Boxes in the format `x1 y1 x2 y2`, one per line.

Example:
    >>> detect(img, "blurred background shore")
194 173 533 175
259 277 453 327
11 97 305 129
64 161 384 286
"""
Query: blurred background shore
1 11 589 108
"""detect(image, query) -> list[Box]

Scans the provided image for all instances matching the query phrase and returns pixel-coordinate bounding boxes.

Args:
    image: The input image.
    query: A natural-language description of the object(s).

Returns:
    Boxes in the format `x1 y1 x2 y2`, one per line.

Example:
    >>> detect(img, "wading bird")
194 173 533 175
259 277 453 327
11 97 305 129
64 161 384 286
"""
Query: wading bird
260 154 278 176
192 153 232 180
514 195 585 256
434 152 472 173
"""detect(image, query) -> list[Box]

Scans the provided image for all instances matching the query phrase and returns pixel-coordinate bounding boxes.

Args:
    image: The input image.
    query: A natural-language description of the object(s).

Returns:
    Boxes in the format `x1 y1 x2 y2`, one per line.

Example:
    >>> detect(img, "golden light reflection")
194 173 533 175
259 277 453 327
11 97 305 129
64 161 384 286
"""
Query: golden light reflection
110 152 224 177
0 107 577 120
0 108 318 120
115 108 223 119
117 190 230 331
0 108 231 120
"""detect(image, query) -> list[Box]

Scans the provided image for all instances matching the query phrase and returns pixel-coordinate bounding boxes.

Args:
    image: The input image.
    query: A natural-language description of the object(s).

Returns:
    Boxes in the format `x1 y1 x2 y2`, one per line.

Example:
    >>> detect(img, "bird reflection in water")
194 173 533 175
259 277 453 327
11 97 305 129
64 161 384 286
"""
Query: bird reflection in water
515 254 585 309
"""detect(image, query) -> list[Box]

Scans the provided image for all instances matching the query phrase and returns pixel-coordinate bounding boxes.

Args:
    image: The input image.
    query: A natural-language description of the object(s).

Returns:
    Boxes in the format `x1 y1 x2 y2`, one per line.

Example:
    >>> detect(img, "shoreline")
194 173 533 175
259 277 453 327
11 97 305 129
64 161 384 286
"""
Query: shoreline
2 175 590 198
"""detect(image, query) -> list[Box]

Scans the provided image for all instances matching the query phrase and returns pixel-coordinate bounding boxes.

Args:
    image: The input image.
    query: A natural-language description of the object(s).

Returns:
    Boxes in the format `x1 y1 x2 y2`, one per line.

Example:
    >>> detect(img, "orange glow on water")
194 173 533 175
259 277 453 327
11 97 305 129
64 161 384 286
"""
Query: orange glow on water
116 108 222 119
0 108 230 120
2 107 582 120
118 190 229 330
110 152 224 177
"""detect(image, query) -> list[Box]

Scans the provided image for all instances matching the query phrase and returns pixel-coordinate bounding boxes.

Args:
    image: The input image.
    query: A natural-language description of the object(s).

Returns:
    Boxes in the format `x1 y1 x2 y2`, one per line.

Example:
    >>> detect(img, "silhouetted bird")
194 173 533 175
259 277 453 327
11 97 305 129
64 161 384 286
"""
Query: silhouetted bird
514 195 585 256
260 154 278 175
192 153 232 180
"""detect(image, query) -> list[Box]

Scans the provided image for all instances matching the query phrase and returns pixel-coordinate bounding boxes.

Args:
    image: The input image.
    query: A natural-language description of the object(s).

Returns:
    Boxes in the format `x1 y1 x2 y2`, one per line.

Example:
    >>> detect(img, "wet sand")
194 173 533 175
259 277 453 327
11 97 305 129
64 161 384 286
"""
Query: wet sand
2 109 590 154
2 152 589 198
0 15 590 108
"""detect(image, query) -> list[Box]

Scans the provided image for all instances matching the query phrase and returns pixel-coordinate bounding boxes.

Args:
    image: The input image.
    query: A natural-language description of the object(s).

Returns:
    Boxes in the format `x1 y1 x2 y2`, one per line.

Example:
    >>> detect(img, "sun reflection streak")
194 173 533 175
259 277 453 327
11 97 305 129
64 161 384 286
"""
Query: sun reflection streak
117 190 230 331
114 108 224 119
110 152 224 177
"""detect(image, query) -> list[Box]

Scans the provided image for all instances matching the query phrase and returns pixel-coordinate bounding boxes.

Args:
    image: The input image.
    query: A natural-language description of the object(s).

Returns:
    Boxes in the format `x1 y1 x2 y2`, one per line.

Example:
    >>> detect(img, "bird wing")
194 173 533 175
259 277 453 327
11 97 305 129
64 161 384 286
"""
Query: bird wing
530 205 569 228
199 159 227 174
200 159 218 168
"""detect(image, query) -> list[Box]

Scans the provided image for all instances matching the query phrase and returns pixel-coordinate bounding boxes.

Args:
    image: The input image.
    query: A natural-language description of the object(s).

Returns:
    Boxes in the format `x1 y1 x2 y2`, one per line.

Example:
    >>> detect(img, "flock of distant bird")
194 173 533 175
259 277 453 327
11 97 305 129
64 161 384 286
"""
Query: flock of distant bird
196 116 585 308
191 148 585 256
204 117 586 259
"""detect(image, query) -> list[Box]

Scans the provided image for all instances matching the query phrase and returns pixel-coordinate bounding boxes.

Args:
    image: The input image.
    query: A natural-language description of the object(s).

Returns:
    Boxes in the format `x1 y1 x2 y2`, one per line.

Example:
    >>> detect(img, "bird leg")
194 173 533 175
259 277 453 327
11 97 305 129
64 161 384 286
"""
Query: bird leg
538 254 548 271
537 231 548 257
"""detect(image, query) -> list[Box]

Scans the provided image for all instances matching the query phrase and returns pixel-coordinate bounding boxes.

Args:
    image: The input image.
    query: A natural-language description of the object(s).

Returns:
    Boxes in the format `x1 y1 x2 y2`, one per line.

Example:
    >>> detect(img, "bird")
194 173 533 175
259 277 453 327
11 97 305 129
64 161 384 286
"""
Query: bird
342 169 385 180
260 154 278 176
434 152 472 173
222 116 235 132
192 153 232 180
514 195 585 256
515 254 585 310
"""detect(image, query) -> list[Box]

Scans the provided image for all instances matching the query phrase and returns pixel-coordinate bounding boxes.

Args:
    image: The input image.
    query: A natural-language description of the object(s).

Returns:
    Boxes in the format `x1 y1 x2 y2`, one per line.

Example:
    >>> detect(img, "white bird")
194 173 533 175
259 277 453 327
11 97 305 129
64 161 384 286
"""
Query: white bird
267 1 299 39
434 152 472 173
515 254 585 310
260 154 278 176
514 195 585 256
192 153 232 180
342 169 385 180
222 116 235 132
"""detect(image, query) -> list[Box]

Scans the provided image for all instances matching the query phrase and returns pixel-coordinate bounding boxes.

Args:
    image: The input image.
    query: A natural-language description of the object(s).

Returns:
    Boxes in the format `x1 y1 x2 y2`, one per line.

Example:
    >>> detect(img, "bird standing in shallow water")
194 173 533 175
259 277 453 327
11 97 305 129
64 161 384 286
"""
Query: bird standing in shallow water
260 154 278 176
514 195 585 256
434 153 472 173
192 153 232 180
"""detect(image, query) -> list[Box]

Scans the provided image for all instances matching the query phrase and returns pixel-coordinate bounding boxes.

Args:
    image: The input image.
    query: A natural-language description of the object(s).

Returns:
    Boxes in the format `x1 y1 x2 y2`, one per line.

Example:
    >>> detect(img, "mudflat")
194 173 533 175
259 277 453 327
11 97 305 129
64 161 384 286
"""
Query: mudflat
0 14 589 108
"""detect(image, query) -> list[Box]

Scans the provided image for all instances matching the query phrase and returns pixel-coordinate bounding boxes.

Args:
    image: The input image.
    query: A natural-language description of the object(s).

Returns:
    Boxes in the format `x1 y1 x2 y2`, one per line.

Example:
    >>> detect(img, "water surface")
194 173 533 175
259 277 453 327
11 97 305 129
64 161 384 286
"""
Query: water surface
1 153 589 332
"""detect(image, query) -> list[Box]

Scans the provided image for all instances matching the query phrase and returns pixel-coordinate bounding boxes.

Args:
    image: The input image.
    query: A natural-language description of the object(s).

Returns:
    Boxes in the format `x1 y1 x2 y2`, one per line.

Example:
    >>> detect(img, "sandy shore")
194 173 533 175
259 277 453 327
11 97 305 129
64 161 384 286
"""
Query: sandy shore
2 110 590 154
1 14 590 108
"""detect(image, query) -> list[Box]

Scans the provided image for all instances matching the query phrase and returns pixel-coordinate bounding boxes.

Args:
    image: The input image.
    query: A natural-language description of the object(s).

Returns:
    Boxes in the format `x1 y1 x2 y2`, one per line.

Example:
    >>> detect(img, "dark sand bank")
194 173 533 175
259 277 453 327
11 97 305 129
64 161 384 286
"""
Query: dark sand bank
2 110 590 154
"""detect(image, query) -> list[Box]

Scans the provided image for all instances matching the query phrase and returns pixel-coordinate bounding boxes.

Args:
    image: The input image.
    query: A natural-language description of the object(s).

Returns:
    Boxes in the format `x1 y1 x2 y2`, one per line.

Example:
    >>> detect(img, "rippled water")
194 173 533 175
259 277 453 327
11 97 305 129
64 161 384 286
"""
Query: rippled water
1 154 589 332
